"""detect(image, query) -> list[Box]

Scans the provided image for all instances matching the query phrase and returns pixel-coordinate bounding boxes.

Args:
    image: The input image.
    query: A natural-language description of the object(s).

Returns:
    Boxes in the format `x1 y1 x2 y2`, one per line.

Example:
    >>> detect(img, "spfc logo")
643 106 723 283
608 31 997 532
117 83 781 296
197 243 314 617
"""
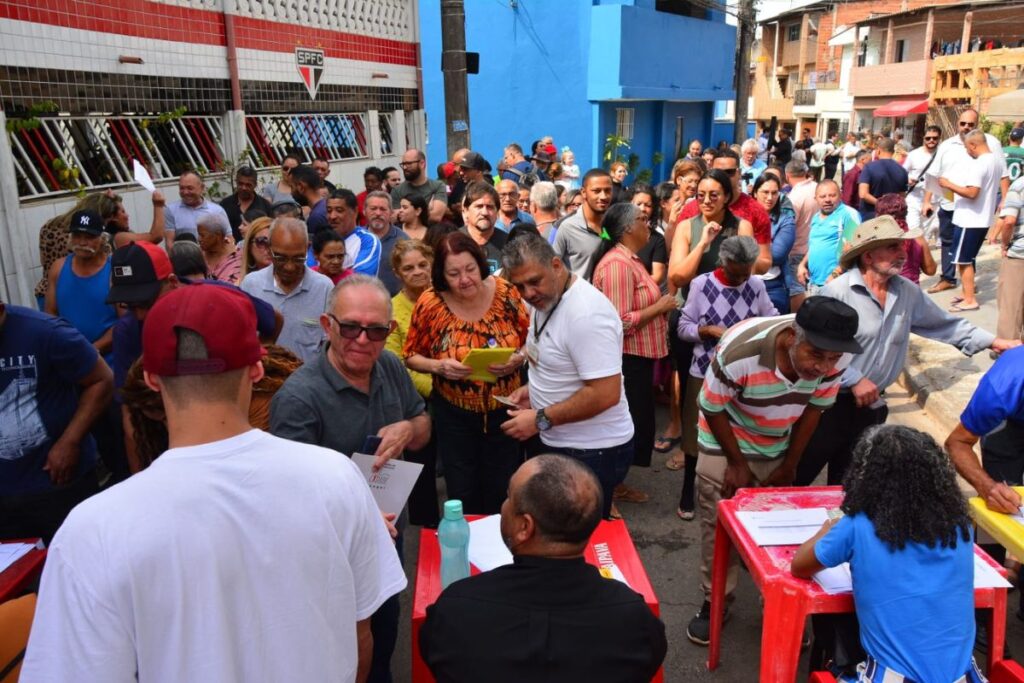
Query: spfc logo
295 48 325 100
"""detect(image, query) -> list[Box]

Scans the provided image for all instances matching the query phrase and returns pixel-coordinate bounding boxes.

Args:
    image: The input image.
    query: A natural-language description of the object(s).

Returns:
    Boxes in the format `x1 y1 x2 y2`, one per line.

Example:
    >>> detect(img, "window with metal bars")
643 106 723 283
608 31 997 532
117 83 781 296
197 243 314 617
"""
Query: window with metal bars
8 114 226 200
244 113 369 168
615 108 635 141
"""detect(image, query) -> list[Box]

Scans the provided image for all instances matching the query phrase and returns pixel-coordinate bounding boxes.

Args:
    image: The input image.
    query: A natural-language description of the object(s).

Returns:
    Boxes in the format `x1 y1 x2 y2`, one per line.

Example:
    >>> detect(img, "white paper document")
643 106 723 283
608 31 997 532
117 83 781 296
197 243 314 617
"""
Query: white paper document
351 453 423 515
467 514 513 571
974 554 1013 589
0 542 35 573
814 563 853 594
133 158 156 192
812 554 1012 595
737 508 829 546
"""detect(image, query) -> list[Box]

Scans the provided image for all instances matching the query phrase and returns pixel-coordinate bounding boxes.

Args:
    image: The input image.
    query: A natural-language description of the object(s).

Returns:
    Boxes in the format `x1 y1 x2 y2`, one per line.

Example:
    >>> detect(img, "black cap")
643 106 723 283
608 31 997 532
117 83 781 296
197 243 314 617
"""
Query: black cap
106 242 173 305
795 297 863 354
1011 128 1024 141
70 210 104 236
457 151 486 172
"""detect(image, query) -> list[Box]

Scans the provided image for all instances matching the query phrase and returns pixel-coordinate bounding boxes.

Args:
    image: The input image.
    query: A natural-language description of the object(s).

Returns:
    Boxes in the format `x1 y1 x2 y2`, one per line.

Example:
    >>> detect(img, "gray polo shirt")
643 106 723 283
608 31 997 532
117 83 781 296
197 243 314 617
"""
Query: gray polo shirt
164 199 230 240
239 266 332 363
269 348 425 457
552 210 604 280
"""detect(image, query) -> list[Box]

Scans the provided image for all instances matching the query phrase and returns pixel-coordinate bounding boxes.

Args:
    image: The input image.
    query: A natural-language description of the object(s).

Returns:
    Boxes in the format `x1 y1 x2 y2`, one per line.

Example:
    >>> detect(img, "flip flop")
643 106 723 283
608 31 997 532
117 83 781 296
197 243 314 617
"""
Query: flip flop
948 302 980 312
665 452 686 471
951 295 964 305
654 434 681 453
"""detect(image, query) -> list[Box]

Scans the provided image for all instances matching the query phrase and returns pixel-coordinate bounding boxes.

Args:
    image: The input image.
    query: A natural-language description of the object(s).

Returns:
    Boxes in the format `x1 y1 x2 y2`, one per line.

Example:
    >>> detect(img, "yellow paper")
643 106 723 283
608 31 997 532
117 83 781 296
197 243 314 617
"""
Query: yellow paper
462 347 515 383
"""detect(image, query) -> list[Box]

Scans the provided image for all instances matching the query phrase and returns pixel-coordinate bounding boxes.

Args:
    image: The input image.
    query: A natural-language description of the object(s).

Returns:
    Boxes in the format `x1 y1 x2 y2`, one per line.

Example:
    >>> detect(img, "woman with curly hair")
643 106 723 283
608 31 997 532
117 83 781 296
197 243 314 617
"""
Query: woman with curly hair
792 424 981 683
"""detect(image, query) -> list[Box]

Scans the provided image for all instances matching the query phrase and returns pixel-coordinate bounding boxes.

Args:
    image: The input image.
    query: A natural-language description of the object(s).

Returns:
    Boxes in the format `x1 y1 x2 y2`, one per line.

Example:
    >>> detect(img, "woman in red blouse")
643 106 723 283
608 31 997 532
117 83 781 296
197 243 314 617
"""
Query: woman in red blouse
592 203 677 508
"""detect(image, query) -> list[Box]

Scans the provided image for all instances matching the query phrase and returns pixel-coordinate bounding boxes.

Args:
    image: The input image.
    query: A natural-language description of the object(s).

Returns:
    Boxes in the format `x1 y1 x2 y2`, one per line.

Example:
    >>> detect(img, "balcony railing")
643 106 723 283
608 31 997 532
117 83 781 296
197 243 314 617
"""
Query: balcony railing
794 89 817 106
932 47 1024 104
850 60 932 98
8 114 226 200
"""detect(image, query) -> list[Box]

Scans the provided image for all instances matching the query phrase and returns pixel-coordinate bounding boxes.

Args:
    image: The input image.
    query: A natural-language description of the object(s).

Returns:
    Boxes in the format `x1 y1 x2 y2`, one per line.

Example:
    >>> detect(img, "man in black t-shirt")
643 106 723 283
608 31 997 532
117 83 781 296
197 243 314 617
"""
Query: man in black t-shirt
770 129 794 166
219 166 272 242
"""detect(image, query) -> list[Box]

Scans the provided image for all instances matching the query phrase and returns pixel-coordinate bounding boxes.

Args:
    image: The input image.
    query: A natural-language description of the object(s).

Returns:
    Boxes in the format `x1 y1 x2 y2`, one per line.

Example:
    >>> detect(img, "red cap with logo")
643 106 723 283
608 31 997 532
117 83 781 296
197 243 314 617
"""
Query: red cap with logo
142 285 265 376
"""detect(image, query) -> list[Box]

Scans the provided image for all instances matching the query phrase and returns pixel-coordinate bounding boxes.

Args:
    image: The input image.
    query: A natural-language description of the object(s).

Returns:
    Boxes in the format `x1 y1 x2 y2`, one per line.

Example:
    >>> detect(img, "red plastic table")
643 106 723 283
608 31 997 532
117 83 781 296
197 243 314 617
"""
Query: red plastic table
411 516 663 683
708 487 1007 683
0 539 45 603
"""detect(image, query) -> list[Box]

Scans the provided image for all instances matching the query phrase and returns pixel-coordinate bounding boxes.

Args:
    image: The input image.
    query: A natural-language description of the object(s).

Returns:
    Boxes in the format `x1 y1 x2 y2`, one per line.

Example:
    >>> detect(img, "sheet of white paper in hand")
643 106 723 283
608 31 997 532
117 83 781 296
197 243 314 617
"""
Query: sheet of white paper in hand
350 453 423 515
1009 507 1024 526
467 514 513 571
736 508 829 546
133 159 156 193
0 542 35 573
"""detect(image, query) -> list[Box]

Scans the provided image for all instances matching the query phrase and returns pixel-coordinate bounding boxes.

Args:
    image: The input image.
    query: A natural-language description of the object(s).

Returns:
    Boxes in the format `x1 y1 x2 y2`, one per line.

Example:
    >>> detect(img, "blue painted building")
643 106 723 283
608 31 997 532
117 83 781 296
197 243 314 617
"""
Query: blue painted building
418 0 736 184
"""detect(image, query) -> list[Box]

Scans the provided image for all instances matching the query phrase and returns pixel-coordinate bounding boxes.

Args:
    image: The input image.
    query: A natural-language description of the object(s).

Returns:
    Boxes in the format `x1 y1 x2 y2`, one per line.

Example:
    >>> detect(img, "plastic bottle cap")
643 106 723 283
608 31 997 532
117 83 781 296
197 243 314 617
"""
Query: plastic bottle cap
443 500 464 520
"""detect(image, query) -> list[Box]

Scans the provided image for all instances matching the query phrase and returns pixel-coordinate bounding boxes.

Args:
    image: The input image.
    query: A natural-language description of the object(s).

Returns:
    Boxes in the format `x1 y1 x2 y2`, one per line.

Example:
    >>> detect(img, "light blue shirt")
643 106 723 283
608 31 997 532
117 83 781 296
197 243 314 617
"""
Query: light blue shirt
164 199 230 240
807 205 860 286
239 266 333 363
820 268 995 391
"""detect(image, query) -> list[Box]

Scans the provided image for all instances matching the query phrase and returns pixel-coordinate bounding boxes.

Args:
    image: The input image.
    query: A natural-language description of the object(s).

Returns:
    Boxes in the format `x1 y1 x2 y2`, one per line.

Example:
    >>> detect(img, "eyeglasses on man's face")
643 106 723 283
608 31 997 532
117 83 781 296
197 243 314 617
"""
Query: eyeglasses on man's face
271 252 307 266
327 314 390 341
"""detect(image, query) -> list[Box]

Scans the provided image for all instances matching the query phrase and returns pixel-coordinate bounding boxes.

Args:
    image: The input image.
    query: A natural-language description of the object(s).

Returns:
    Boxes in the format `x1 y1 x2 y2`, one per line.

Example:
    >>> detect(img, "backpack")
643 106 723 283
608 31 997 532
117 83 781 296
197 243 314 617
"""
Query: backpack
505 164 540 188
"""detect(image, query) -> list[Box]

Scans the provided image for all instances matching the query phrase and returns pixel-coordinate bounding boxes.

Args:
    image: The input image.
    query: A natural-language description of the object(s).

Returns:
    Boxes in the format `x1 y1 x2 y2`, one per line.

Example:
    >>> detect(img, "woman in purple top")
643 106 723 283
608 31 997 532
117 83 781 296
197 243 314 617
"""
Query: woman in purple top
674 235 777 520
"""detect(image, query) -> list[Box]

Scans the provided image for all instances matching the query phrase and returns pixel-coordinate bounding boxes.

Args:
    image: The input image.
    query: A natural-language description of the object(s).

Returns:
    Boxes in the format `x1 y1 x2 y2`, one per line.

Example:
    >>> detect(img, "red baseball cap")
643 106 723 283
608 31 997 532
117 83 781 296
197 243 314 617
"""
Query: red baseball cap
142 285 265 376
106 242 173 305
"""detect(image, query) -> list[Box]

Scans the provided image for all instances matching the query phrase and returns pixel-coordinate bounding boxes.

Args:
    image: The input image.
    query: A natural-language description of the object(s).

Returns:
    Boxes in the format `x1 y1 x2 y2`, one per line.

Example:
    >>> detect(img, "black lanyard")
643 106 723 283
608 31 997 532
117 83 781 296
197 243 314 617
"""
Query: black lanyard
533 273 573 340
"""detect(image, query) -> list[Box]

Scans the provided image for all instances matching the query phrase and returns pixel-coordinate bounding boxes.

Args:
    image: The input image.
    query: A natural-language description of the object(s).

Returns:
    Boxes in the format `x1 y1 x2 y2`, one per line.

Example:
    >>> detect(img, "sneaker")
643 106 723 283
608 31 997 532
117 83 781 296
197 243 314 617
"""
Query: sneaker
686 599 728 646
613 484 650 503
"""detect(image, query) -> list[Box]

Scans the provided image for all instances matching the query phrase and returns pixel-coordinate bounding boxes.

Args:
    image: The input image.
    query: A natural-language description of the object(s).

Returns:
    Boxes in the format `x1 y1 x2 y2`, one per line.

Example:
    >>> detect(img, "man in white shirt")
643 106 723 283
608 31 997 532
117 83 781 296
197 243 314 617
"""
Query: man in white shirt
22 284 406 683
939 130 1004 311
903 125 941 231
164 170 230 248
500 233 635 519
924 108 1009 293
841 132 861 175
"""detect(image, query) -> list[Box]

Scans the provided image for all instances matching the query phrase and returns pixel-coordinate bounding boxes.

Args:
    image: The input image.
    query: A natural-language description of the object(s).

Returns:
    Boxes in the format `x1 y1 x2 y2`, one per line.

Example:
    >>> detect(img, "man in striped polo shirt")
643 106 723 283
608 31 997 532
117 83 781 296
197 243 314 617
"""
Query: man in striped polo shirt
686 296 863 646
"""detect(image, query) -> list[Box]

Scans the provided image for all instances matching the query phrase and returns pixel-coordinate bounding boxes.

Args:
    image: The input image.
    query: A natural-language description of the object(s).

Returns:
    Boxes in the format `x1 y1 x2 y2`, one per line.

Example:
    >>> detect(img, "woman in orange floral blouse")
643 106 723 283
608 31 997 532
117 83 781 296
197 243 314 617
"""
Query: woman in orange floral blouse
404 231 529 514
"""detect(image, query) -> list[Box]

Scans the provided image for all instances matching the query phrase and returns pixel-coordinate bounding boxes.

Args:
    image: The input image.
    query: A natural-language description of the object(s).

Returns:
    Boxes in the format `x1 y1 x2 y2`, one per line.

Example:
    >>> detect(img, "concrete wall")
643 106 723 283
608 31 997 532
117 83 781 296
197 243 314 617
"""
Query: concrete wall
420 0 732 174
420 0 594 171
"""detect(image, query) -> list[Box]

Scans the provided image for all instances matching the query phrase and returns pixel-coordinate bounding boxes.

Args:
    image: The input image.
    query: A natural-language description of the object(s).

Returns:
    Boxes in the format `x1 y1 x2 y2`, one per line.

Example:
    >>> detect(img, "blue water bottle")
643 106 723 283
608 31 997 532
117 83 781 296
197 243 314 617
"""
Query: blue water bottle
439 500 470 589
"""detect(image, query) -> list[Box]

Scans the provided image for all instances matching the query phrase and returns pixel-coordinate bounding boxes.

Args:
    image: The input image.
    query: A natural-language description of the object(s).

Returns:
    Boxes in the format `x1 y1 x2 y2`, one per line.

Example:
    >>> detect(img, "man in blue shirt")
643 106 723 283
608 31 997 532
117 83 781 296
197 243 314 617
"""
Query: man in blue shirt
797 181 860 292
0 302 113 542
858 139 908 219
290 165 329 234
326 189 382 277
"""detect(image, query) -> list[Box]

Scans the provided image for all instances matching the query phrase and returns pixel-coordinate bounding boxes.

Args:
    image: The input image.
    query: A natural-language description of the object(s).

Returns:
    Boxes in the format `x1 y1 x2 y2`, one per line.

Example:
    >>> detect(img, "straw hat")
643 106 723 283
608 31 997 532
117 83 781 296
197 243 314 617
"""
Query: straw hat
839 215 912 270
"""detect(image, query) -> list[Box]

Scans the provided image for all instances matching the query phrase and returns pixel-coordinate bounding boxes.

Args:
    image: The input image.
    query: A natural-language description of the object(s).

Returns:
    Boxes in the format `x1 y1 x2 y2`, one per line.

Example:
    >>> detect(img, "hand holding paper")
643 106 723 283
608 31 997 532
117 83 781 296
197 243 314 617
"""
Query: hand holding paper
133 159 156 193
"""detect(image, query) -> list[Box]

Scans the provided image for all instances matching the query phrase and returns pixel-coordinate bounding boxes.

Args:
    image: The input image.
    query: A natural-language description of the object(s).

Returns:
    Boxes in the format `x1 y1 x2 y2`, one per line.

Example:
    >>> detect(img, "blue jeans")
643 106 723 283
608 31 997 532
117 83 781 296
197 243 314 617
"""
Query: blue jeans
785 252 806 297
765 276 790 314
544 440 634 518
938 208 959 284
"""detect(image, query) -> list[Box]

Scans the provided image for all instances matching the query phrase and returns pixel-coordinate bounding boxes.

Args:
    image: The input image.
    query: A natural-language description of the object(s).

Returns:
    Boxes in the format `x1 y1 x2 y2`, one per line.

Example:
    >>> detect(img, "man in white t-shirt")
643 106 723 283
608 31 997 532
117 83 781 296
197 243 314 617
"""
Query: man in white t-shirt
903 124 941 231
939 129 1004 312
22 285 406 683
500 233 634 519
923 108 1009 293
841 132 861 174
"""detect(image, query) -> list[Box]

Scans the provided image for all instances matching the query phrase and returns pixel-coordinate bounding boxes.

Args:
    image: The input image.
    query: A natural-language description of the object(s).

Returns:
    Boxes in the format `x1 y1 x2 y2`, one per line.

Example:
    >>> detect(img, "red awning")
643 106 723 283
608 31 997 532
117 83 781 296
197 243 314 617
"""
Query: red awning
873 99 929 117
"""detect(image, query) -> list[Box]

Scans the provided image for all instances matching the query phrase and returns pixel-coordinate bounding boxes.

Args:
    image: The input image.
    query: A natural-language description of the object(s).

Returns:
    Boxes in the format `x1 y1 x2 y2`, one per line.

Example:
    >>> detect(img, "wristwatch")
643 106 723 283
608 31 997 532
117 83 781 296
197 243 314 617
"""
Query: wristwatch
535 408 552 432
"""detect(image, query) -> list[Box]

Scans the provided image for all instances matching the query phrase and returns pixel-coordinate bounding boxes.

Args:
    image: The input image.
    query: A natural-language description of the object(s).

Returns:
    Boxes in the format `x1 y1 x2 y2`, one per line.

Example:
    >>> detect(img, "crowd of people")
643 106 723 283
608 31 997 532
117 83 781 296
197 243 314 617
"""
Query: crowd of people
2 115 1023 682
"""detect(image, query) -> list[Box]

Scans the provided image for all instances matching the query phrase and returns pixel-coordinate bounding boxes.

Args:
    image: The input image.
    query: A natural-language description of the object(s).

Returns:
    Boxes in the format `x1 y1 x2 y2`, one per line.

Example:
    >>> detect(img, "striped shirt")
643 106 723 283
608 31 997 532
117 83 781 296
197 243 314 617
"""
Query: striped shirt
697 316 850 459
592 245 669 360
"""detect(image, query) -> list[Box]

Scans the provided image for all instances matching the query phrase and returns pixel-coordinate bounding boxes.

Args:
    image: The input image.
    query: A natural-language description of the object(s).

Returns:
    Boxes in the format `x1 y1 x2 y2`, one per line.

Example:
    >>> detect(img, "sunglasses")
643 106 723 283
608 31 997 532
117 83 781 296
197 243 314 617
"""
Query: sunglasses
328 314 390 341
958 121 975 127
253 236 270 247
697 192 723 202
924 136 939 141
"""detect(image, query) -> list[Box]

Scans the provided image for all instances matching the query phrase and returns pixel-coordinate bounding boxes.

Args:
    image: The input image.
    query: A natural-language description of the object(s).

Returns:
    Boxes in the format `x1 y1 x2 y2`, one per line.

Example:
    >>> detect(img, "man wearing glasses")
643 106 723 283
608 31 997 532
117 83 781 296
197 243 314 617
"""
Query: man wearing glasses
390 148 449 224
923 108 1009 294
903 125 941 233
240 218 333 363
270 274 429 683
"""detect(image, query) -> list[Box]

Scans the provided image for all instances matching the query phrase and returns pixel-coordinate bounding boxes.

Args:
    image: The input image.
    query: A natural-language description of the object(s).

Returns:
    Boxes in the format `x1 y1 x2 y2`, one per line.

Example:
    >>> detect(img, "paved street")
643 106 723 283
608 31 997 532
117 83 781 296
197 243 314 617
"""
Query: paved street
392 248 1021 682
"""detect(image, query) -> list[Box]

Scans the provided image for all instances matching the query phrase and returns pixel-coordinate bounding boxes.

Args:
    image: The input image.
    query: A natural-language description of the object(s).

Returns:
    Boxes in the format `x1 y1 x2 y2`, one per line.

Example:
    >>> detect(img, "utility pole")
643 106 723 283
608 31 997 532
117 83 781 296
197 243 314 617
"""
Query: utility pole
440 0 470 157
733 0 756 144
